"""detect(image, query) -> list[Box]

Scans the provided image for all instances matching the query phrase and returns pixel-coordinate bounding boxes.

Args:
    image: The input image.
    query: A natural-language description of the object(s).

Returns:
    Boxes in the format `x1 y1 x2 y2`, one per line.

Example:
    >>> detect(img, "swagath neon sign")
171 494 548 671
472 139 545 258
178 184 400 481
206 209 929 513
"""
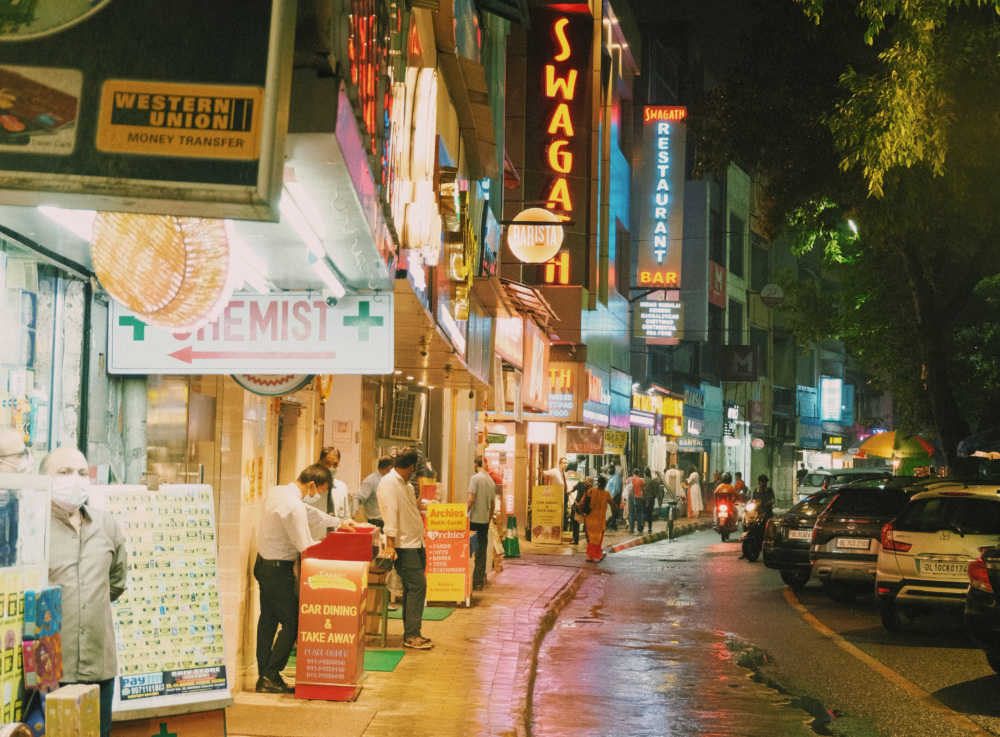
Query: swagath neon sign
638 106 686 288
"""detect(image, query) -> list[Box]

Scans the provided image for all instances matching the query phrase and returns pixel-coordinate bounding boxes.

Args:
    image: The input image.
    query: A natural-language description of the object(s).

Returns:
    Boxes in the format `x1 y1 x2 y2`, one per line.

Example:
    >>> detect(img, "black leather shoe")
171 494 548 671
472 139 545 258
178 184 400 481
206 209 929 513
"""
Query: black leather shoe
256 675 292 694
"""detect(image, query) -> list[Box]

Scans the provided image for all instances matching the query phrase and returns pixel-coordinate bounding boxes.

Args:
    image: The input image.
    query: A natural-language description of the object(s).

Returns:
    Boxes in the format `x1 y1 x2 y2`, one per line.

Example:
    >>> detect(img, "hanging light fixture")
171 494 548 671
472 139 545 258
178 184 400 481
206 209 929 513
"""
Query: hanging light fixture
90 212 235 330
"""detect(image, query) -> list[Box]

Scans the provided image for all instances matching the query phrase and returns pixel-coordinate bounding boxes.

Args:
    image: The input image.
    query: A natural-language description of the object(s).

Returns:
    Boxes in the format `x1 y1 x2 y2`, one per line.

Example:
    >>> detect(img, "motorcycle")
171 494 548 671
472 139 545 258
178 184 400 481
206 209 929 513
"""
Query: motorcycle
714 498 738 542
740 500 768 562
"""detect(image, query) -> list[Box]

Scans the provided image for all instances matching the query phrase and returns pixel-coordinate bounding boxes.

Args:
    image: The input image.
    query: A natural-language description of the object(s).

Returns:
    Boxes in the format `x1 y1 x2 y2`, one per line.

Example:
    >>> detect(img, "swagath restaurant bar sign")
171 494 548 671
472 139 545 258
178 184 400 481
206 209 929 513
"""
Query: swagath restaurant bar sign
637 107 687 290
0 0 292 221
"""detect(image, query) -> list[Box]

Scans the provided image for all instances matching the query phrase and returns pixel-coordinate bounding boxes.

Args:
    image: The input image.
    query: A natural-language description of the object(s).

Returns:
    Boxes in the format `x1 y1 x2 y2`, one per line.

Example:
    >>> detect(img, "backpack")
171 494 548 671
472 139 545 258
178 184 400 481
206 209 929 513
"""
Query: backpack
576 490 592 516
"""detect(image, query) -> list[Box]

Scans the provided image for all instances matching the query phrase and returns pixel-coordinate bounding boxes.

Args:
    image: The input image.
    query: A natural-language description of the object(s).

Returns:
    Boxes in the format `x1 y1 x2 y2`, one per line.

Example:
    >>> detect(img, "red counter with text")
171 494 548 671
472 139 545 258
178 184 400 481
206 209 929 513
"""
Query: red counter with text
295 534 370 702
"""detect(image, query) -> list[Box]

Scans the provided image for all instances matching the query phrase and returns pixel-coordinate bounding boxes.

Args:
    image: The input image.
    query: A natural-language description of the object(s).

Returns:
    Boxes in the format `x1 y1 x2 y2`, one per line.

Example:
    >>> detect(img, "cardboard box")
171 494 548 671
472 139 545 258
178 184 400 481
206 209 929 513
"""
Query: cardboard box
45 684 99 737
23 634 62 691
24 587 62 640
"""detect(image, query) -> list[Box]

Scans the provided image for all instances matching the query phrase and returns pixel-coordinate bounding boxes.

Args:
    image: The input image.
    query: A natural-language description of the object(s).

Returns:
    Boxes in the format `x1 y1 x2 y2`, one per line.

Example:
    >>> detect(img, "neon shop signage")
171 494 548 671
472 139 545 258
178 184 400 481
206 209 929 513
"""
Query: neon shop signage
638 106 687 289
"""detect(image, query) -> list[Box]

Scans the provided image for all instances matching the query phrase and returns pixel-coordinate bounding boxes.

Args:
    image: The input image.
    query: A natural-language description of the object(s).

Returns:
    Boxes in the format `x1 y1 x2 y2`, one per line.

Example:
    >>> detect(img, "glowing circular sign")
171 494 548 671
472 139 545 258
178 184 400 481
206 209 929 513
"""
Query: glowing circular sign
507 208 564 264
0 0 115 41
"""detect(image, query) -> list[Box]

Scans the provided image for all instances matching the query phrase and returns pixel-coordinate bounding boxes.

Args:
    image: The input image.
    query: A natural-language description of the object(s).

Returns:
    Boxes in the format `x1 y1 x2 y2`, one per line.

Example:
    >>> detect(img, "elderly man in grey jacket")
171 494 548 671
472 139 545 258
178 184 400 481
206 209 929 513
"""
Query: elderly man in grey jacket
42 447 127 737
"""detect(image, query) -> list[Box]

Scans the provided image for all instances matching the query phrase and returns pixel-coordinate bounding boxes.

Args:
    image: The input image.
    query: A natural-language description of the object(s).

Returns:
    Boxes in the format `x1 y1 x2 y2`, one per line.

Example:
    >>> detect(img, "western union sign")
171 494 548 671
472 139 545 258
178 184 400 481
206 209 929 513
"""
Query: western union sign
97 80 264 160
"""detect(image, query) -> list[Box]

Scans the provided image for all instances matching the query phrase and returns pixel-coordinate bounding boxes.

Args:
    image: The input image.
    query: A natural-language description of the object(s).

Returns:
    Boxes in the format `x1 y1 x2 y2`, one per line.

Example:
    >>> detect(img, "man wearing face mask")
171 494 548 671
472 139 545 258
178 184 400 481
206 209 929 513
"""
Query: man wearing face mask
40 447 126 737
307 446 350 538
254 463 354 693
376 447 432 649
0 428 32 474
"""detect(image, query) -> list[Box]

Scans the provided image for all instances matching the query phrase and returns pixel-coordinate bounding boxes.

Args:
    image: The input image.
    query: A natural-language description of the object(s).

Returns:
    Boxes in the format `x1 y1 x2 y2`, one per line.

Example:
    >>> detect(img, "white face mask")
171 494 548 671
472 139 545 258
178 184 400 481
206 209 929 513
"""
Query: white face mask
0 452 31 474
328 468 338 480
51 475 89 512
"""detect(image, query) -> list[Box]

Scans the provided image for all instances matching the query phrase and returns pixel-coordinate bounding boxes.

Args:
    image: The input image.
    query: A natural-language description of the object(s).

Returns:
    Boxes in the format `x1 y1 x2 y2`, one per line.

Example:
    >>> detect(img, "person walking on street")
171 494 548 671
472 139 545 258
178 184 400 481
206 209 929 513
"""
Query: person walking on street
583 476 613 562
42 447 126 737
733 471 747 501
378 448 434 649
683 465 703 518
467 456 496 591
606 465 623 531
628 468 645 533
254 463 354 693
642 468 660 533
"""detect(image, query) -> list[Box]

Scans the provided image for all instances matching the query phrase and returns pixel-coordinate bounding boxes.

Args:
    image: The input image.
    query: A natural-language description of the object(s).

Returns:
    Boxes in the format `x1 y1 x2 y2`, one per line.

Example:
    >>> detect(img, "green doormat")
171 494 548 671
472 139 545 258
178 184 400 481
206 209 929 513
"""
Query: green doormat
364 649 405 672
386 606 453 621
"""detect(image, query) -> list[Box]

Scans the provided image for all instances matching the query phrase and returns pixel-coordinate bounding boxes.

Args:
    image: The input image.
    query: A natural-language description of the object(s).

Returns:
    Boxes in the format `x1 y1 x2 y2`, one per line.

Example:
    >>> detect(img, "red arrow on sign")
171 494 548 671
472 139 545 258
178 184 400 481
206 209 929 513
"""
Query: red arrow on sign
169 346 338 364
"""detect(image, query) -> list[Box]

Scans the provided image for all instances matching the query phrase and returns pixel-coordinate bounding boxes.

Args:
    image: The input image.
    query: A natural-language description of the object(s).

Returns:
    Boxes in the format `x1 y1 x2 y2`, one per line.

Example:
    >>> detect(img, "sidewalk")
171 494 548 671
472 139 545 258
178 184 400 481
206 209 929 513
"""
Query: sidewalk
226 516 708 737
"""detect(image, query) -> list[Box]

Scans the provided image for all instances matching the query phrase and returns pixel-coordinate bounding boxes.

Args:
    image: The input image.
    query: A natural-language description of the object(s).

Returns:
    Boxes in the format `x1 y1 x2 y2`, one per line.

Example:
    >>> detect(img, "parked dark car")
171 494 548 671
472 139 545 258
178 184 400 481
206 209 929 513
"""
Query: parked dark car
763 489 839 588
810 477 921 602
966 546 1000 674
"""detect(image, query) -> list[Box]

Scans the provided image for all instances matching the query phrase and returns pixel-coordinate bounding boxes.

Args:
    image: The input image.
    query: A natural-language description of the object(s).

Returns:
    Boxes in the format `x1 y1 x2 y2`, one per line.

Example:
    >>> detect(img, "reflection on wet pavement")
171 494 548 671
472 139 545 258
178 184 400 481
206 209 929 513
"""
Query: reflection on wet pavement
531 535 821 737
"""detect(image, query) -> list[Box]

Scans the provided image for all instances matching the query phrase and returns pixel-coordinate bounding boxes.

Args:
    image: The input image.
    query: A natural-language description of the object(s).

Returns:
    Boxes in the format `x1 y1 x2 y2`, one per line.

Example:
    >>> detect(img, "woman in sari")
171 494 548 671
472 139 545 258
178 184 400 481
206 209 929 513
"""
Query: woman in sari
583 476 613 562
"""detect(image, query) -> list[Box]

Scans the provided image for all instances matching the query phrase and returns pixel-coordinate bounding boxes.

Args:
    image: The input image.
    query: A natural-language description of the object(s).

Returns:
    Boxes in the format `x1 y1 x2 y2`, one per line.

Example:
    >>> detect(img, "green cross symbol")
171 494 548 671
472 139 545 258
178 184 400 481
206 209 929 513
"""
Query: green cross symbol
152 723 177 737
343 301 383 341
119 315 147 341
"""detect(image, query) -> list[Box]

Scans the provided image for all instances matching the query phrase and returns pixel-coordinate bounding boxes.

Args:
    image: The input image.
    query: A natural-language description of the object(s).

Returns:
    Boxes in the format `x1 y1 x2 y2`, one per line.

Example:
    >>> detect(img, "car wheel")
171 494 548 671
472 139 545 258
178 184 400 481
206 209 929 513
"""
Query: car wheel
879 597 915 632
780 569 811 589
823 581 858 603
985 649 1000 674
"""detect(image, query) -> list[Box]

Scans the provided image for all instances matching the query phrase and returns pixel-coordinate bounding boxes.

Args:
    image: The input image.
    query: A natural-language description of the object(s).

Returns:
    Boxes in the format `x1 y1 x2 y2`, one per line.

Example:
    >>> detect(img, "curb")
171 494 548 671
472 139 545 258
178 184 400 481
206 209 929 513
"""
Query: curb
607 519 713 553
511 566 587 737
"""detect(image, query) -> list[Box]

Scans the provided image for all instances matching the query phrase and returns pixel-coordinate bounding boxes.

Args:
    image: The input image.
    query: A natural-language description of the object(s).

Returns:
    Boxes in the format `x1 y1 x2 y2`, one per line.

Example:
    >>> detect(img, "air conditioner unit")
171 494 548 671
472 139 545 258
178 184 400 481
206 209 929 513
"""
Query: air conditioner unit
384 387 428 442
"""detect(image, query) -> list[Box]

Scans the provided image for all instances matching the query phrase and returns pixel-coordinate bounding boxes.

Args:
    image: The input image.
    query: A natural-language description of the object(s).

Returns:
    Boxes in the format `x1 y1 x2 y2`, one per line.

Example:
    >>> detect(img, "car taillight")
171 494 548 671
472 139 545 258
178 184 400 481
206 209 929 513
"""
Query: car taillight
880 522 911 552
969 558 994 593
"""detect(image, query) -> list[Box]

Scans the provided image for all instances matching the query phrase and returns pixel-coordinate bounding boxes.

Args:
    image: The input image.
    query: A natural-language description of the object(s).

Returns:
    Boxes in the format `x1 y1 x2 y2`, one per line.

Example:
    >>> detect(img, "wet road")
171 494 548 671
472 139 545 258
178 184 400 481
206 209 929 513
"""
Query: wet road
530 529 1000 737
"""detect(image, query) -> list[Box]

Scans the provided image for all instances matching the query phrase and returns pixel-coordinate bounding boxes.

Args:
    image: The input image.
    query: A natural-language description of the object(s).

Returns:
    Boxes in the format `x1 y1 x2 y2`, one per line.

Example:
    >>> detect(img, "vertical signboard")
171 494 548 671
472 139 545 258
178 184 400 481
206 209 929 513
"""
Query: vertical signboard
424 505 470 604
0 1 292 221
530 485 564 545
296 558 367 700
638 107 687 289
521 318 551 411
519 9 593 287
635 289 683 345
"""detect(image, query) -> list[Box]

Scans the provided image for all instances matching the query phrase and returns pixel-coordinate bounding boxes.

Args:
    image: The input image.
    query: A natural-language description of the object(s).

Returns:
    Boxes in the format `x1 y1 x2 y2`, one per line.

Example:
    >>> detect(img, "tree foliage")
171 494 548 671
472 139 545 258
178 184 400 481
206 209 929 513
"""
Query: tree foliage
689 0 1000 466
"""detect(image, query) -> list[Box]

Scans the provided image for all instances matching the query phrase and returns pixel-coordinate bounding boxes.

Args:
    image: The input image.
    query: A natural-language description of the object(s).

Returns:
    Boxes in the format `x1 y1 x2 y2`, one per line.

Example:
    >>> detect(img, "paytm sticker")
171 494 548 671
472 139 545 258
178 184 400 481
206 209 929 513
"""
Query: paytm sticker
96 80 263 160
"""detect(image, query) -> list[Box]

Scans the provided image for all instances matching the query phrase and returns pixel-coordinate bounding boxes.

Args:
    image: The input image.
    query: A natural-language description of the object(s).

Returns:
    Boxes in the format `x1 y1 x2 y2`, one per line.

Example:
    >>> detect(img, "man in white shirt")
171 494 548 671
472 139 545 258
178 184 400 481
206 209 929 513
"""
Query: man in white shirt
307 446 351 537
377 447 432 649
467 456 496 591
254 463 354 693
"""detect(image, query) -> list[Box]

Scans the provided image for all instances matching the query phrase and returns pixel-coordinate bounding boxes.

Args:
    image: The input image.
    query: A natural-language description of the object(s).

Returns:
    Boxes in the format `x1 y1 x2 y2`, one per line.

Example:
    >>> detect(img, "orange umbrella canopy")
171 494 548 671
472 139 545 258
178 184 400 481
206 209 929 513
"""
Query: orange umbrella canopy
857 431 934 459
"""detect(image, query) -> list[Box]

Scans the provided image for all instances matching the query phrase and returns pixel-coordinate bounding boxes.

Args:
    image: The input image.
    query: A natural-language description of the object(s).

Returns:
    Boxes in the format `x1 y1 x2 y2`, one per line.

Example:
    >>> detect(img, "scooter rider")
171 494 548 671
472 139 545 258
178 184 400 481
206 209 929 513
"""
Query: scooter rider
713 473 740 523
751 474 776 523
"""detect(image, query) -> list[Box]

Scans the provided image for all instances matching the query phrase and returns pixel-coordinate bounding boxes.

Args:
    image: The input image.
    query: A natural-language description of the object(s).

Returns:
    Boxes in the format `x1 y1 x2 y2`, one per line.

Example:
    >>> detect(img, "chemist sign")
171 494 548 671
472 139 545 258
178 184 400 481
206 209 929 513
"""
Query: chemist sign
108 292 393 374
637 106 686 289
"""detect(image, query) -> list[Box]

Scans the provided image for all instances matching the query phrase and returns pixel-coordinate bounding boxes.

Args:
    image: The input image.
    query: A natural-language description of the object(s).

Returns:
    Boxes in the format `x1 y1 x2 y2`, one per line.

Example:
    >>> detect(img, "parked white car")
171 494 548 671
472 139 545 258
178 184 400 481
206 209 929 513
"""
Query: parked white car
876 481 1000 632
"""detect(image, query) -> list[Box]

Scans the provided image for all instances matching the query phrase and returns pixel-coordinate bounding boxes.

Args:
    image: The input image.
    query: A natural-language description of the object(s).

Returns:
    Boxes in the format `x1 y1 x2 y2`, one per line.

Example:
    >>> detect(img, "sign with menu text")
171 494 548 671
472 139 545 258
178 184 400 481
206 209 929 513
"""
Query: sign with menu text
530 485 563 545
425 505 470 603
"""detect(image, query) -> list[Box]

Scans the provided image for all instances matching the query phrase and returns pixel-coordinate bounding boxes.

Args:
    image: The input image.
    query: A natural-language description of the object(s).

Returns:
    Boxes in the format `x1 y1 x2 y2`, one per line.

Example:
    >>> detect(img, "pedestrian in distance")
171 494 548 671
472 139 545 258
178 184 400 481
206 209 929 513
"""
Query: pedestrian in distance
733 471 747 501
351 454 393 528
42 447 127 737
583 476 613 562
466 456 496 591
642 467 659 534
254 463 355 693
606 465 623 531
569 477 590 545
683 464 703 518
628 468 645 533
377 447 434 649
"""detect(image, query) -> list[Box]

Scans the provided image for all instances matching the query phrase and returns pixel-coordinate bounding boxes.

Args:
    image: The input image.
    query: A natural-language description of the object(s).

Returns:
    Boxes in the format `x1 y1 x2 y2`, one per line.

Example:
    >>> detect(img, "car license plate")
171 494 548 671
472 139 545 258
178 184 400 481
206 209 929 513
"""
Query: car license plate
836 538 870 550
787 529 812 540
919 560 968 576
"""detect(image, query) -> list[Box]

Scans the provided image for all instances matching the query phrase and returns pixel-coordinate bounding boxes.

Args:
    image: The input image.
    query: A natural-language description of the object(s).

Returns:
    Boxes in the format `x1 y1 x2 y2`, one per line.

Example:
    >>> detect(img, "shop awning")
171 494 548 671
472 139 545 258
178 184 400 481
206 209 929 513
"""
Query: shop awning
392 283 490 391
